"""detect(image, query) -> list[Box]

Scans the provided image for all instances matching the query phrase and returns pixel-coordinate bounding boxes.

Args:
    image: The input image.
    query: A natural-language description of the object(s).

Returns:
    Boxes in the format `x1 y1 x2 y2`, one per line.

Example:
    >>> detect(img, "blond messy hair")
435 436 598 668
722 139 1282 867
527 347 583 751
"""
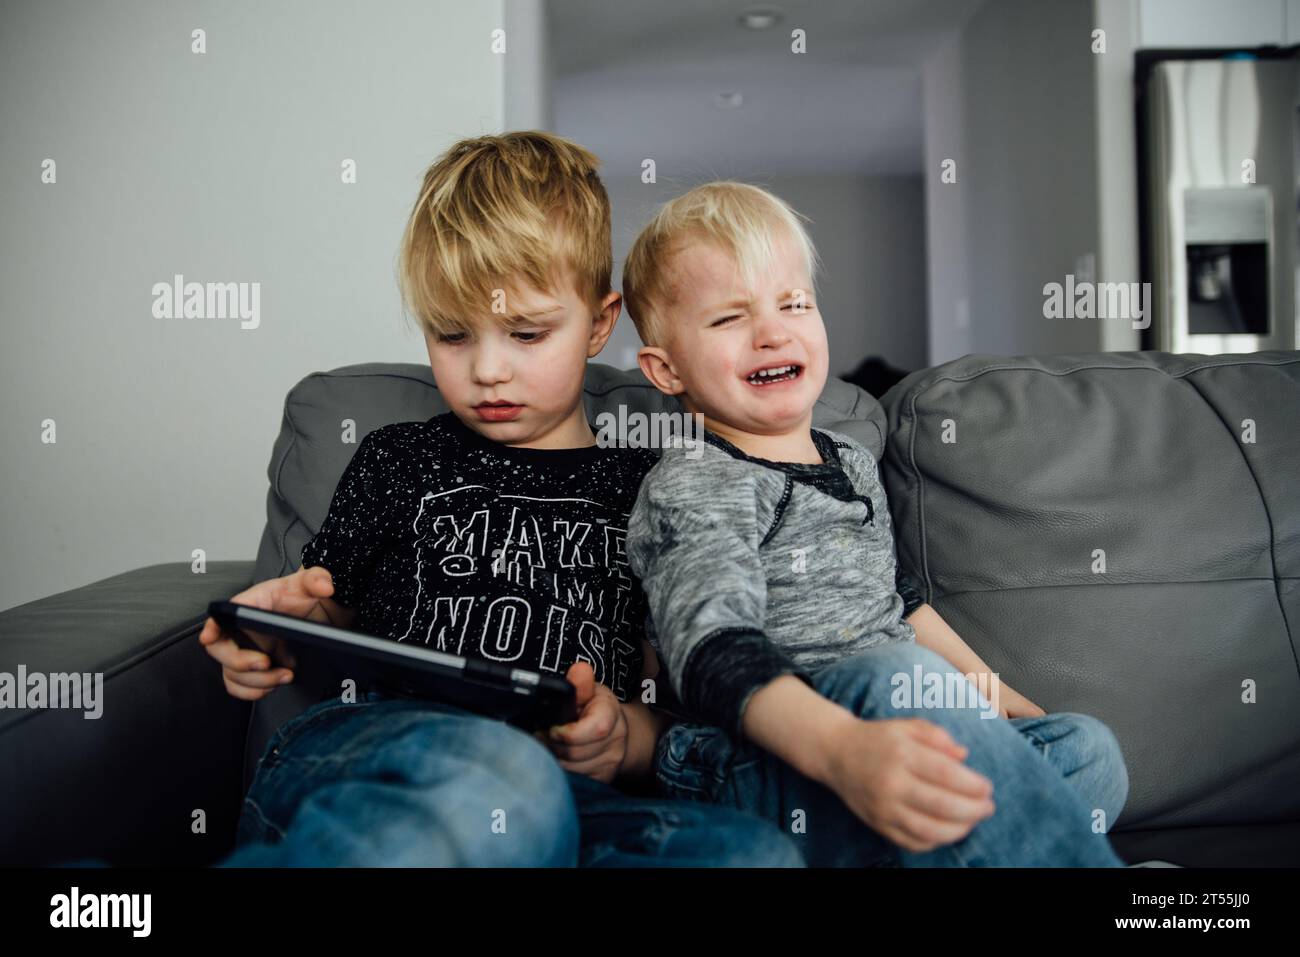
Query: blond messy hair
622 181 820 348
398 131 611 338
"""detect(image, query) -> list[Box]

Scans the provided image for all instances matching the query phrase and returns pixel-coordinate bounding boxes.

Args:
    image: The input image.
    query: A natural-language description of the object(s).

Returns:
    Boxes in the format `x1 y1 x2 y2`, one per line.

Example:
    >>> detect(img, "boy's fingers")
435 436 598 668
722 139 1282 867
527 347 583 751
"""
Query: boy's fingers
222 676 272 701
546 736 613 764
225 665 293 689
304 566 335 596
555 759 612 781
533 727 614 766
201 634 244 667
551 717 614 747
892 806 980 851
911 746 994 799
550 702 618 746
227 627 297 670
908 717 963 748
904 778 996 826
564 661 598 709
222 673 290 700
198 617 220 645
204 635 272 672
222 684 261 702
907 719 969 759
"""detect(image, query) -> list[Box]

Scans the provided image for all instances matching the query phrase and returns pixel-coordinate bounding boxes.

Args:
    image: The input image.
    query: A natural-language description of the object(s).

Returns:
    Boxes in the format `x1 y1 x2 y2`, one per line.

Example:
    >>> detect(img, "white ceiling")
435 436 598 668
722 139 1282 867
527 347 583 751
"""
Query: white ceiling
548 0 987 178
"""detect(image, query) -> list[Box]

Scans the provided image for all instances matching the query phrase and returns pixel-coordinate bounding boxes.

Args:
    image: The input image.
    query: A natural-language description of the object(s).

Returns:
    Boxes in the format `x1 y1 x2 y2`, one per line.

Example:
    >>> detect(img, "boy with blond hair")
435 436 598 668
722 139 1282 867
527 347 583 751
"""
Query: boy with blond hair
200 135 801 867
622 181 1129 867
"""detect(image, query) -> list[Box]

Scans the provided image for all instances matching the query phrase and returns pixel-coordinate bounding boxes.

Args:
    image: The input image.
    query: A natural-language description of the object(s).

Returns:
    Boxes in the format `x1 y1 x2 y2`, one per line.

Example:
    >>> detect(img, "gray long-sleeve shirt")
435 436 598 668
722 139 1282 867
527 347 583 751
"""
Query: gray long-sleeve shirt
626 425 920 739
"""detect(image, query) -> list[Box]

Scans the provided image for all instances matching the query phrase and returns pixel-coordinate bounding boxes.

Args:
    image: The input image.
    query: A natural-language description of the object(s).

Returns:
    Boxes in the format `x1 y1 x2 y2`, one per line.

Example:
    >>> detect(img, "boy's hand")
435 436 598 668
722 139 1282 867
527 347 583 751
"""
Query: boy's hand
998 685 1046 719
198 565 344 701
534 661 628 784
824 717 997 853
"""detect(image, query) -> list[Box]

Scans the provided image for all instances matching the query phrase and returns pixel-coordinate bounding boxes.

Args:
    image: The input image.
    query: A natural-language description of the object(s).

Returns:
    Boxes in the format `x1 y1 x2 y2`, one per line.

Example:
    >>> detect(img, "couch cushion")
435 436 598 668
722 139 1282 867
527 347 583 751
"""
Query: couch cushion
244 361 884 793
0 562 256 865
1111 823 1300 868
879 351 1300 862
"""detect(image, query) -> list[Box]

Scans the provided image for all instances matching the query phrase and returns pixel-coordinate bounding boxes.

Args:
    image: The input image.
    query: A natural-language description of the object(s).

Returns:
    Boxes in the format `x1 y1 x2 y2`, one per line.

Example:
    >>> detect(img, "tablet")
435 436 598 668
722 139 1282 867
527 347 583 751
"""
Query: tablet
207 600 577 730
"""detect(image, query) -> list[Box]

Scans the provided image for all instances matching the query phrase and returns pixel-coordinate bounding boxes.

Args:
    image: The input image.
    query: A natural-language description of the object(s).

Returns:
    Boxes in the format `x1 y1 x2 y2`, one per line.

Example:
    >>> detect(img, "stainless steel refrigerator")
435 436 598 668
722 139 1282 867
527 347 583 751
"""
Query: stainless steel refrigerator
1142 50 1299 354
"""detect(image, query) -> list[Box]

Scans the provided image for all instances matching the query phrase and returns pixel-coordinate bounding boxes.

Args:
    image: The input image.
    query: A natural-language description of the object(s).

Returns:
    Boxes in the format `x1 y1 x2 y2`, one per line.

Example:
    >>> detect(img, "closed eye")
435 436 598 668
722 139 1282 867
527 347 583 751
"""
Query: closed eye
710 314 742 327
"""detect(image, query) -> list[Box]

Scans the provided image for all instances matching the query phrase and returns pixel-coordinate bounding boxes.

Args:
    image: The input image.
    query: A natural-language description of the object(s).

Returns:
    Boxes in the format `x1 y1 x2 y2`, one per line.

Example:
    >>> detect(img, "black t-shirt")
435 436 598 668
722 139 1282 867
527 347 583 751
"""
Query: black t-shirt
300 412 659 702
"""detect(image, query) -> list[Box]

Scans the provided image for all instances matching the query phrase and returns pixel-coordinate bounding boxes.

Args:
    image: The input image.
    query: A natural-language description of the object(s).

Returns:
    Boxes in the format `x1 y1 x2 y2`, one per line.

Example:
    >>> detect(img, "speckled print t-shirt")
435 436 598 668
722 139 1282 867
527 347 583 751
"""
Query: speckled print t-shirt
299 411 659 703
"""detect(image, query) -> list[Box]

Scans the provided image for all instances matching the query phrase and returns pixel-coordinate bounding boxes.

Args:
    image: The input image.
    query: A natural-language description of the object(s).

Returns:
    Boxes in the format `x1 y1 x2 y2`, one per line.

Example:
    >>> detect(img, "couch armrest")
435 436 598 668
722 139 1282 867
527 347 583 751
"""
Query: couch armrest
0 561 255 865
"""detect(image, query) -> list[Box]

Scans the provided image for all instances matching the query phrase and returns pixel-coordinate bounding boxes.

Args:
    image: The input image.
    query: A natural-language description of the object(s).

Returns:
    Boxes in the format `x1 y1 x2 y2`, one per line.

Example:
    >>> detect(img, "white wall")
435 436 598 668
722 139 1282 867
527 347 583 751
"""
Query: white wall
0 0 507 611
1094 0 1143 353
1138 0 1296 46
601 174 928 378
922 0 1104 362
922 31 973 366
777 176 928 375
503 0 552 130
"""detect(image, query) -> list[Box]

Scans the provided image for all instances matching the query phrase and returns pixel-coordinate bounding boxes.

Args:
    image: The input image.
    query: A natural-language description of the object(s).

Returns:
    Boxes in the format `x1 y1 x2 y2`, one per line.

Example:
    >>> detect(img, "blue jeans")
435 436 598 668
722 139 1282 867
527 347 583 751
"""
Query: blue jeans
654 643 1129 867
217 691 803 867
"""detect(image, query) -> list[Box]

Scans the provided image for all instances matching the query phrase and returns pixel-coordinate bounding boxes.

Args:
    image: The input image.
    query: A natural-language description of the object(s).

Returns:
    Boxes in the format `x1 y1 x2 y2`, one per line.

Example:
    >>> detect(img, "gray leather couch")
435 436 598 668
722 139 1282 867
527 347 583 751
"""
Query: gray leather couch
2 351 1296 866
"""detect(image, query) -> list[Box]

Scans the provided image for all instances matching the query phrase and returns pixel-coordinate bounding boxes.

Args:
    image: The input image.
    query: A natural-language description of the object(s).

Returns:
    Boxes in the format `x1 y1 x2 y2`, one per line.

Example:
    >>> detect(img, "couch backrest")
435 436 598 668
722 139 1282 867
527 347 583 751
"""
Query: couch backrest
879 351 1300 832
243 361 885 792
253 361 884 583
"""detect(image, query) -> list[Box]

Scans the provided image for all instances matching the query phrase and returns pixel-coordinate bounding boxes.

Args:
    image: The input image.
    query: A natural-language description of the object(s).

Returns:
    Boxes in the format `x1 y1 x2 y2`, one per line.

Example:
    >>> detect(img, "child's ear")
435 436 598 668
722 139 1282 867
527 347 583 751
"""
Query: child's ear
637 347 684 397
587 291 621 357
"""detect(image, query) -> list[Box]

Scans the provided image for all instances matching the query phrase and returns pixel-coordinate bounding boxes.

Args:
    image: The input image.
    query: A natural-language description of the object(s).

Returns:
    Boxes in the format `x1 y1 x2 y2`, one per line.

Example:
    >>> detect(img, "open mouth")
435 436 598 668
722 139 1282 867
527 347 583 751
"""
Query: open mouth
745 364 803 386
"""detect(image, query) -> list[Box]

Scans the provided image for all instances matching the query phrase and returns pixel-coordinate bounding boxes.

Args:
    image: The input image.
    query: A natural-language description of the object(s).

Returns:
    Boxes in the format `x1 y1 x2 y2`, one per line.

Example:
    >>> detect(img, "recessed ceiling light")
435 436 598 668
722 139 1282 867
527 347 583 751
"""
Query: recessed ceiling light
714 91 744 109
738 6 783 30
